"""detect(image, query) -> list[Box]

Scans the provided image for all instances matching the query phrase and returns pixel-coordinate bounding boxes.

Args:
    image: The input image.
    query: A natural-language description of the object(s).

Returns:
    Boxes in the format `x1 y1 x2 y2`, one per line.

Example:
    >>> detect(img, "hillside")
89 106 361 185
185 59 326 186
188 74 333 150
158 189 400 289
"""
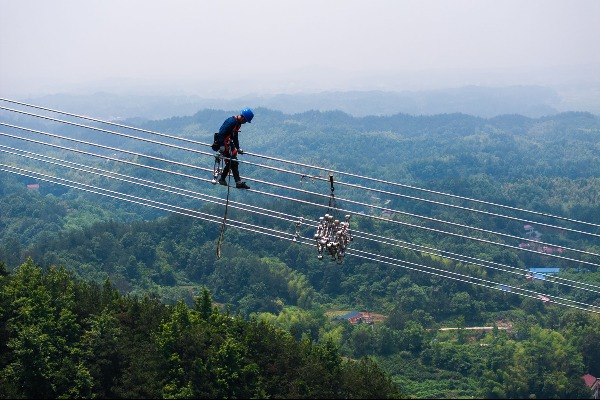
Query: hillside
1 104 600 398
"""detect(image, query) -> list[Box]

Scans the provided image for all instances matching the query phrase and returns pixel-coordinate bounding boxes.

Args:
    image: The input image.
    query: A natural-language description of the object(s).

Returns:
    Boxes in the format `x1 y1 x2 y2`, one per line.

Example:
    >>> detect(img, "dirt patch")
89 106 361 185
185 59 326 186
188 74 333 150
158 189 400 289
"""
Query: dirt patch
495 320 513 329
325 310 387 322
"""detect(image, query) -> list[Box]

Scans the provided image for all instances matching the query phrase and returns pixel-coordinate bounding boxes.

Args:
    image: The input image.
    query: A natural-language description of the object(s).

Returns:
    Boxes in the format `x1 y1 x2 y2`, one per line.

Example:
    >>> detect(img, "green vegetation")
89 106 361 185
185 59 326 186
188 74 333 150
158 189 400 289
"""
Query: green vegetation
0 259 401 399
1 109 600 398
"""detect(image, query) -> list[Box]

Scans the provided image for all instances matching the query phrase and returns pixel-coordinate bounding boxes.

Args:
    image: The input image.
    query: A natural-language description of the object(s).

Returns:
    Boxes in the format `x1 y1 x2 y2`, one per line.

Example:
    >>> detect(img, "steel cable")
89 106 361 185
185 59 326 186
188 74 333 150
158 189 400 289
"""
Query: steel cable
2 125 600 270
3 163 598 314
4 144 600 298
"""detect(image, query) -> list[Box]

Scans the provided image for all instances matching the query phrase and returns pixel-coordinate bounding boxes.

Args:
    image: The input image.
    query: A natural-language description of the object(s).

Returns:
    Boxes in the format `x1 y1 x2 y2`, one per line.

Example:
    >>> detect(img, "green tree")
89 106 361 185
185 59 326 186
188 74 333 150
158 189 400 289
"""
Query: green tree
402 320 426 353
348 325 375 358
80 308 122 398
484 325 588 399
0 259 92 398
340 356 403 399
194 287 214 320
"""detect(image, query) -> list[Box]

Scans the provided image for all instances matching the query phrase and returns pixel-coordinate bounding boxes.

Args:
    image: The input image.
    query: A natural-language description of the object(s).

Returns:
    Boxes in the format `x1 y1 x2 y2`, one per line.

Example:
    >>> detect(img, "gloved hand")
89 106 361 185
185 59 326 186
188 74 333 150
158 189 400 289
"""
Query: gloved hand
238 148 244 155
219 145 225 153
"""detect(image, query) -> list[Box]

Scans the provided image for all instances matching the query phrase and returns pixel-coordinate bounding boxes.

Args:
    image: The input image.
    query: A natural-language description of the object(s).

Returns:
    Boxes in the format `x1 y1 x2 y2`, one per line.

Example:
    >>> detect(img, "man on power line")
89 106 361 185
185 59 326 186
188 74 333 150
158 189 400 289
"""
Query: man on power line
214 108 254 189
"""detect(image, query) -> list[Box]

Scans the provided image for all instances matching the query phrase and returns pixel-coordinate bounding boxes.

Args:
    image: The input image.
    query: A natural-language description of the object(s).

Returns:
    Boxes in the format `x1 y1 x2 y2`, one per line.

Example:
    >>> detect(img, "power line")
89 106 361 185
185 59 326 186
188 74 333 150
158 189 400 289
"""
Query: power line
0 145 300 228
0 105 324 185
0 163 296 241
3 103 600 262
2 124 599 269
4 144 600 298
3 163 598 315
348 249 599 314
351 231 600 296
0 97 215 148
3 98 600 237
2 120 598 268
2 101 600 311
245 153 600 231
4 105 600 263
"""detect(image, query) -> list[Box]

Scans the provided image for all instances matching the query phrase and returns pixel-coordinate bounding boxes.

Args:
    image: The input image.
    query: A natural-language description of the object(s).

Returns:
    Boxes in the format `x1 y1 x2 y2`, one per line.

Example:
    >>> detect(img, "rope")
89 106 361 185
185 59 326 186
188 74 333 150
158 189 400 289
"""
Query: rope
216 173 232 258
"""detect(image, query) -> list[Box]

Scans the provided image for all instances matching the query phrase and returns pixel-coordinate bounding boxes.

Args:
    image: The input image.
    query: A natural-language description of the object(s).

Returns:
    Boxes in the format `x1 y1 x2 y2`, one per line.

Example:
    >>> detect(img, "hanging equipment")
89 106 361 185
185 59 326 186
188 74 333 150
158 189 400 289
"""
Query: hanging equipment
314 173 353 263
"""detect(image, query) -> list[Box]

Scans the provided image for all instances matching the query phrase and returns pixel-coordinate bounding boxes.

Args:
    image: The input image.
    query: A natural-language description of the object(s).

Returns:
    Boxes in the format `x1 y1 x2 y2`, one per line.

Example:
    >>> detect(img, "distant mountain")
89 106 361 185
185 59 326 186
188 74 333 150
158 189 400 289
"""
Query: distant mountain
17 84 599 121
252 86 561 117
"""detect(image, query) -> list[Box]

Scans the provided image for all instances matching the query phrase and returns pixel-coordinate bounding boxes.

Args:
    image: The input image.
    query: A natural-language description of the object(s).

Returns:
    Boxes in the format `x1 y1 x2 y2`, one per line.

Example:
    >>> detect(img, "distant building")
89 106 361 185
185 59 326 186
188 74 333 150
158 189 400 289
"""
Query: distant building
523 225 541 240
335 311 374 326
26 183 39 190
537 294 551 303
528 267 560 280
581 374 599 399
520 242 564 254
529 268 560 273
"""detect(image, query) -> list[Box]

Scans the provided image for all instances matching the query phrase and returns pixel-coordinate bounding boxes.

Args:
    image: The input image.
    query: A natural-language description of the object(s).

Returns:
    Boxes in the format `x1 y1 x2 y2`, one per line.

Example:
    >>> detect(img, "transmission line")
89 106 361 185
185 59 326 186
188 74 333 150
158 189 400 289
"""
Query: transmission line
351 231 600 296
2 124 599 269
2 163 598 315
2 100 600 306
0 163 296 242
3 101 600 268
348 249 600 314
3 98 600 237
4 144 600 298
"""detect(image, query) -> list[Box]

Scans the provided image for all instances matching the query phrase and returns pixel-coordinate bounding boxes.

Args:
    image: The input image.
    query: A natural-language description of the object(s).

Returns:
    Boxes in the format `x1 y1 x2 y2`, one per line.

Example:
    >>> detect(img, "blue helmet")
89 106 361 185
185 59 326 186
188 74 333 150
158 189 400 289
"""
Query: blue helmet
241 108 254 123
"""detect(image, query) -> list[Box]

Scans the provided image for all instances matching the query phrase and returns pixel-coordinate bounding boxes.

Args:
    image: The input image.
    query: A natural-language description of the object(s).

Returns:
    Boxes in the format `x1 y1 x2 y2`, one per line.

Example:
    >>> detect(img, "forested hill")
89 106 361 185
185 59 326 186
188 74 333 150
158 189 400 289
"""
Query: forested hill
139 109 600 206
144 108 600 179
0 259 401 399
1 106 600 398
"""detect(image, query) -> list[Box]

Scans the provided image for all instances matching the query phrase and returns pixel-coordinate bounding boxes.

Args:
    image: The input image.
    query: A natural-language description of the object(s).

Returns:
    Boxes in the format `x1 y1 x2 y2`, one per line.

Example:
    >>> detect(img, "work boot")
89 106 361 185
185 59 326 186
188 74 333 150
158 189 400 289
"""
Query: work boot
218 179 227 186
236 181 250 189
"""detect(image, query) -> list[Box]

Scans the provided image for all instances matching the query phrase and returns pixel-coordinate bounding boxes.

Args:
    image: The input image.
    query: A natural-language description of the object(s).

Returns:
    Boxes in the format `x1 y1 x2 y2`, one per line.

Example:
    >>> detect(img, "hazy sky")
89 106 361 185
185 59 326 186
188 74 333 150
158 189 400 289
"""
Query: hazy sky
1 0 599 98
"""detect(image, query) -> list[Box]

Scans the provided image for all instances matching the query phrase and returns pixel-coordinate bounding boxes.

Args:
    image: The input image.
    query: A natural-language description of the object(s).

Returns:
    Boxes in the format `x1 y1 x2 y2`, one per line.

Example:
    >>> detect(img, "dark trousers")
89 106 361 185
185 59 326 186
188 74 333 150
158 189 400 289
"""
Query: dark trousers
220 153 240 182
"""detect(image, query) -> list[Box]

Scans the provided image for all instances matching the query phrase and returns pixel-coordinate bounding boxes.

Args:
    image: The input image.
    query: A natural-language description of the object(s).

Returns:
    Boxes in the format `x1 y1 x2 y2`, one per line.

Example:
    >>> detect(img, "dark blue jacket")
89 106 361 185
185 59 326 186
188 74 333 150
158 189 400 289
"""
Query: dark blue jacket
216 116 241 150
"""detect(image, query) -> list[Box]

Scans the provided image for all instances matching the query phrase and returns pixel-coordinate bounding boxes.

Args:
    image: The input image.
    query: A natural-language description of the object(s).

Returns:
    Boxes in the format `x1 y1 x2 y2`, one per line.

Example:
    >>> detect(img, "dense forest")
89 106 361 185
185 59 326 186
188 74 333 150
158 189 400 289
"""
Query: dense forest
0 259 400 398
1 106 600 398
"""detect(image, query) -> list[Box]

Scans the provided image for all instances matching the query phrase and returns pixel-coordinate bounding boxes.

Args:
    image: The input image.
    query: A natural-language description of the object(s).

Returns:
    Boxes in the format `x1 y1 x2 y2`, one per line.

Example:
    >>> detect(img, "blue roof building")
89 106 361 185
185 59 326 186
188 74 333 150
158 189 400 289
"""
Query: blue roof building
528 267 560 280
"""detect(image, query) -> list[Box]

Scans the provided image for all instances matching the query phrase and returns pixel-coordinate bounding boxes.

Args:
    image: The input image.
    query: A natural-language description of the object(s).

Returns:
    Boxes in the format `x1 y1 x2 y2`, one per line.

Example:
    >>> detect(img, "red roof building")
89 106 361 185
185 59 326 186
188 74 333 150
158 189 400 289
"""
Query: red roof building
581 374 599 399
336 311 374 326
347 312 373 325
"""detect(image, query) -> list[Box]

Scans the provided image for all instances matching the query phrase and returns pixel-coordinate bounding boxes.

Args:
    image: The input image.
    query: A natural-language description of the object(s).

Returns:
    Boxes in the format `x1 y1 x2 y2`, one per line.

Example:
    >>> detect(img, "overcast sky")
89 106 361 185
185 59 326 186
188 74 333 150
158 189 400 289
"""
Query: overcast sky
1 0 599 98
